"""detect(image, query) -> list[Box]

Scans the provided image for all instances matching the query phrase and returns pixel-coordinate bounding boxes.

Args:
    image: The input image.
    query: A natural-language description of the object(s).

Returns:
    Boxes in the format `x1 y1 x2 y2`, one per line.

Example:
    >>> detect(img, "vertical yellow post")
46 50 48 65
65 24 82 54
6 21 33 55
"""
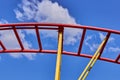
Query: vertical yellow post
55 27 63 80
78 33 110 80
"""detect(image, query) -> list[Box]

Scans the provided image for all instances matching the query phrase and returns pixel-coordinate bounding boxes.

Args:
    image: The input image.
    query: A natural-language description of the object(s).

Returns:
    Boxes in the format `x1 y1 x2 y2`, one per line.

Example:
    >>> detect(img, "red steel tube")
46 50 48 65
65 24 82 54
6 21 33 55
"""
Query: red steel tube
0 23 120 35
0 27 58 30
35 25 42 50
0 41 6 50
78 29 86 55
115 54 120 62
0 49 119 64
0 23 120 64
13 26 24 50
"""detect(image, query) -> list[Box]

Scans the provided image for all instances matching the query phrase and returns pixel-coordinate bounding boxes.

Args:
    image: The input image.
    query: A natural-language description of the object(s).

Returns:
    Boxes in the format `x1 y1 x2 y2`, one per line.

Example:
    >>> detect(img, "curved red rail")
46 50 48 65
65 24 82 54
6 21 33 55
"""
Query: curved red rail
0 23 120 64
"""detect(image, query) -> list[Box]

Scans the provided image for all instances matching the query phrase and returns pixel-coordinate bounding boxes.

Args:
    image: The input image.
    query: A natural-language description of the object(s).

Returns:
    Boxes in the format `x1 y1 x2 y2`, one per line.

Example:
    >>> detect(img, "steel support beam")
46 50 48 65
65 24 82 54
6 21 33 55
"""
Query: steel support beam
0 41 6 50
55 27 63 80
78 29 86 55
78 33 110 80
35 25 42 51
13 26 24 50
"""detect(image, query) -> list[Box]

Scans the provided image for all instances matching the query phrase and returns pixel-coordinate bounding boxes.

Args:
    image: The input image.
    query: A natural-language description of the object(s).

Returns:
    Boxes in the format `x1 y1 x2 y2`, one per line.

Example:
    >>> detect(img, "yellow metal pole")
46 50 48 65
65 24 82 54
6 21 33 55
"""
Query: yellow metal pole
82 53 100 80
78 35 109 80
55 27 63 80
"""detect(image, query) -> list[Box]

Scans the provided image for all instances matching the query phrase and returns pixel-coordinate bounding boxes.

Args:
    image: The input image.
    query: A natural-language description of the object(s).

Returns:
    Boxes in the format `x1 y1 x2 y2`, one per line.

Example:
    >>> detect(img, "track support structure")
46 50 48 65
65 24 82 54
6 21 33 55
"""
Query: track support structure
78 33 110 80
55 27 63 80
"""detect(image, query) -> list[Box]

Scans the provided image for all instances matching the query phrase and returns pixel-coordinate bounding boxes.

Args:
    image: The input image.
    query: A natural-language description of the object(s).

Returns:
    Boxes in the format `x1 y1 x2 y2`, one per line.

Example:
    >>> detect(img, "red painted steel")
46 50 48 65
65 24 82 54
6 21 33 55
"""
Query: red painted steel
0 49 119 64
0 41 6 50
115 54 120 62
12 26 24 50
78 29 86 55
0 27 58 30
1 23 120 34
0 23 120 64
35 25 42 50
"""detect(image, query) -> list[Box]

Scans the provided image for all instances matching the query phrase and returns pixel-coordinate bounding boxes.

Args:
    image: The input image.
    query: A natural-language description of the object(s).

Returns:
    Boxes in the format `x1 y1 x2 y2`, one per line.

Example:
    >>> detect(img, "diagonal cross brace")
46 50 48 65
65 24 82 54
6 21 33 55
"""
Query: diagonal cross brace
78 32 111 80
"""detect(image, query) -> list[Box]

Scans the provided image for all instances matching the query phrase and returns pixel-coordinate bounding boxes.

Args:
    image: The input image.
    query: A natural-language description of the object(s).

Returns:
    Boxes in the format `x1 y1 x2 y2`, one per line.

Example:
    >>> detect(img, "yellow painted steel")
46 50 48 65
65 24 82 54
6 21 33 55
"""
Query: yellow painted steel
78 36 109 80
55 28 63 80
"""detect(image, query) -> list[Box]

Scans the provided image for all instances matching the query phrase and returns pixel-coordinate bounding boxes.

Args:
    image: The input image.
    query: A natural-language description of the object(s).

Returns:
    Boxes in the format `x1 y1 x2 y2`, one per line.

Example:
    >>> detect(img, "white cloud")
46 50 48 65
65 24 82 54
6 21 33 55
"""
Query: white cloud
109 47 120 52
0 19 8 24
85 35 99 51
0 30 20 49
15 0 76 23
99 33 115 43
14 10 24 21
84 33 116 52
99 33 105 41
9 53 36 60
14 0 82 45
0 19 36 60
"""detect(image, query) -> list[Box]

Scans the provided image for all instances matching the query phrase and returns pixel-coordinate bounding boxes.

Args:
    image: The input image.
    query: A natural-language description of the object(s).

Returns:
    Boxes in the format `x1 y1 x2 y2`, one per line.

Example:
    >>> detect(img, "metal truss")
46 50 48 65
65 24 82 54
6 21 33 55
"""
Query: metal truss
0 23 120 80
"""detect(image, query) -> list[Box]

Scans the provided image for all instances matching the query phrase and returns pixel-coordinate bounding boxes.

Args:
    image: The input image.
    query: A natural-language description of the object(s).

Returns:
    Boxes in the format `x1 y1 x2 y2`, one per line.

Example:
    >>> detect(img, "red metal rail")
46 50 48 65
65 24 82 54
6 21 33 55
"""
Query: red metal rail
0 23 120 64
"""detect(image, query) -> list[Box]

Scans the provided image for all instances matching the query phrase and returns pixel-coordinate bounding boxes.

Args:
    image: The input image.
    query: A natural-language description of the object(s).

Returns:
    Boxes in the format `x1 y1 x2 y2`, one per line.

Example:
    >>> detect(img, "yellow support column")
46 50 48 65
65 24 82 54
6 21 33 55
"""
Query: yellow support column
55 27 63 80
78 33 110 80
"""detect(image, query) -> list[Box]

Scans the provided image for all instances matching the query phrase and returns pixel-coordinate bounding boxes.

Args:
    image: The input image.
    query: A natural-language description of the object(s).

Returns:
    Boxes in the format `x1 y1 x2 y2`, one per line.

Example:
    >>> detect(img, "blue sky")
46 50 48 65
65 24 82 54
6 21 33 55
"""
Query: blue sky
0 0 120 80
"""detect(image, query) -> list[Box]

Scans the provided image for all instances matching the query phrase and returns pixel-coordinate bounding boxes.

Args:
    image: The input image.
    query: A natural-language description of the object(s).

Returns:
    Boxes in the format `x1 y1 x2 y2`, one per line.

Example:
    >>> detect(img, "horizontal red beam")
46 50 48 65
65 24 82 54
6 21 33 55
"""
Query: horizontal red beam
0 23 120 35
0 27 58 30
0 49 119 64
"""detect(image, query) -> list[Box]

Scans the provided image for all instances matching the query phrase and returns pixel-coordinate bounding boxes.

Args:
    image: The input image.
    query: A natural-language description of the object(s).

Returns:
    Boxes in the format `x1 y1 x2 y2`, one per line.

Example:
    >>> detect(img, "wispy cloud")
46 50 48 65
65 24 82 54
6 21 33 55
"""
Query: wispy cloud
84 33 117 53
0 19 8 24
84 35 99 51
108 47 120 53
99 32 115 43
14 0 76 23
14 0 82 45
99 32 105 41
